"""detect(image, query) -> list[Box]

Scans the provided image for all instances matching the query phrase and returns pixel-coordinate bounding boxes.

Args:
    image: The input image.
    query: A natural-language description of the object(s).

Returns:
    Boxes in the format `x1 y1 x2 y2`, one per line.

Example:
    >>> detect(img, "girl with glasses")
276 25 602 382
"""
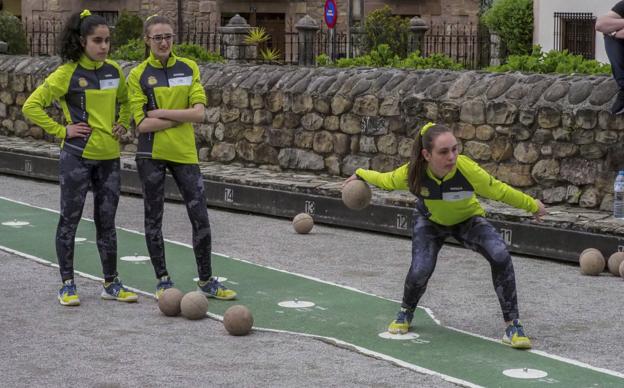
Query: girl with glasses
127 15 237 301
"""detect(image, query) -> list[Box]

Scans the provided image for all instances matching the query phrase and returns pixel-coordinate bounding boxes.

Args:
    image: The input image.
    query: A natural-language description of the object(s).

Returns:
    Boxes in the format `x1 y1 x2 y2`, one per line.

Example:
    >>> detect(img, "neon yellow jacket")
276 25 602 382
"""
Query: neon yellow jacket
22 55 130 160
127 51 207 164
356 155 539 226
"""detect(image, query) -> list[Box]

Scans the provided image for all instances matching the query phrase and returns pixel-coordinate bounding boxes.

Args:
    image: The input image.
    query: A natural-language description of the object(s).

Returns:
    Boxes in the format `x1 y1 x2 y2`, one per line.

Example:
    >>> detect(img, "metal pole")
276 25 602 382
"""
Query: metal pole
177 0 183 41
359 0 364 21
347 0 352 58
329 28 335 60
348 0 352 29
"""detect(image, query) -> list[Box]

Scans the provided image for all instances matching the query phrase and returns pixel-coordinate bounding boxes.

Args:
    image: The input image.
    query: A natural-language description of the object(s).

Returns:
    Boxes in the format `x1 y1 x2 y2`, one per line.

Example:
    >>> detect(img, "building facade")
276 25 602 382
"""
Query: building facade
9 0 482 62
14 0 480 31
533 0 613 63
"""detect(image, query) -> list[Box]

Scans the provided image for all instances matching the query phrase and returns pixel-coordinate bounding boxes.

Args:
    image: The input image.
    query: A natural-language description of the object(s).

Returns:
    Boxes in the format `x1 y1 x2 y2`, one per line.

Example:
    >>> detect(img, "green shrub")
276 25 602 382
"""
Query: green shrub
326 44 463 70
364 6 410 57
399 51 464 70
112 12 143 48
489 45 611 75
430 53 465 70
110 40 224 63
315 53 332 66
329 45 463 70
482 0 533 56
0 11 28 54
368 44 401 67
335 44 400 68
334 56 371 68
174 43 224 63
110 38 144 61
317 44 607 75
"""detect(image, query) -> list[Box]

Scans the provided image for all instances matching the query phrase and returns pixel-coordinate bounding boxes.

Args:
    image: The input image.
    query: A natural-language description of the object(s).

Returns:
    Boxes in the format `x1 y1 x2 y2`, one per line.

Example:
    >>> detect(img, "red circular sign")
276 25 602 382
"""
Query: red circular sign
324 0 338 29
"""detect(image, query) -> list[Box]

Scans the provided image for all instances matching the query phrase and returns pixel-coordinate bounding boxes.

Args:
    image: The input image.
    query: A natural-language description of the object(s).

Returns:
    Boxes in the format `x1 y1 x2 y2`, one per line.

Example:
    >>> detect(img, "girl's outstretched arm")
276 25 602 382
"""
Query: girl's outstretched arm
354 163 410 191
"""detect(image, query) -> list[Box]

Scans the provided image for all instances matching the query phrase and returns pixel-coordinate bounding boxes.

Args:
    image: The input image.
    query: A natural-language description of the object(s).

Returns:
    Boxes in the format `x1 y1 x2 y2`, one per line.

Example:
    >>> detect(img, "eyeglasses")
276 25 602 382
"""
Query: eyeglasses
148 34 175 43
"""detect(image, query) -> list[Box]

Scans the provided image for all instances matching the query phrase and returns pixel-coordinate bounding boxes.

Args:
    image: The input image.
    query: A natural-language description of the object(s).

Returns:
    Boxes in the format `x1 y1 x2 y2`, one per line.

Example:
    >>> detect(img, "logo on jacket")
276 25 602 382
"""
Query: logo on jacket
78 77 88 88
420 187 430 197
147 76 158 86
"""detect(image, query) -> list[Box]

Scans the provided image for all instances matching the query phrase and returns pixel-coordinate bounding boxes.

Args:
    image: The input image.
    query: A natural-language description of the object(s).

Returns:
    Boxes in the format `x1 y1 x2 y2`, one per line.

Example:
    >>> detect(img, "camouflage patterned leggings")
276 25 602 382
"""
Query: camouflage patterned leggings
136 159 212 281
403 213 519 322
57 151 120 283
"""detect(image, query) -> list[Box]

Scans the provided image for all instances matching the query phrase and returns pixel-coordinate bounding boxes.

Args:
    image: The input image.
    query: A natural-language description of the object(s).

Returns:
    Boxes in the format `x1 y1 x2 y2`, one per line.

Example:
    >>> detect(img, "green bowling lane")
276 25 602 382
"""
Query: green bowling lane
1 196 622 387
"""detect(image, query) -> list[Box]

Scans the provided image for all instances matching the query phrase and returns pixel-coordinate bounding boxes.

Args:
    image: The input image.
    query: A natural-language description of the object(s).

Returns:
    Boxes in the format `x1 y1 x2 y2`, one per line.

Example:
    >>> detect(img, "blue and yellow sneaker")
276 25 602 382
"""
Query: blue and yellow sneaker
58 279 80 306
197 277 237 300
503 319 532 349
155 276 174 300
388 307 414 334
101 278 138 303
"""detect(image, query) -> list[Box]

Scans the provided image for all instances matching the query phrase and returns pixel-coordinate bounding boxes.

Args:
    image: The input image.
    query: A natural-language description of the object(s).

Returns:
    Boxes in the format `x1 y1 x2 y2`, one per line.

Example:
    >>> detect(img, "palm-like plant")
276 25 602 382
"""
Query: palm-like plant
260 47 281 62
244 27 270 45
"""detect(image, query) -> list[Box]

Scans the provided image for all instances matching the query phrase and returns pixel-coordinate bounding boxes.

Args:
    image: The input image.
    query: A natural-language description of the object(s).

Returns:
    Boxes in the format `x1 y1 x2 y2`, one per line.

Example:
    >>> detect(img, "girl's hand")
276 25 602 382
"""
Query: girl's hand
342 174 360 189
66 122 92 139
112 124 127 140
533 199 547 222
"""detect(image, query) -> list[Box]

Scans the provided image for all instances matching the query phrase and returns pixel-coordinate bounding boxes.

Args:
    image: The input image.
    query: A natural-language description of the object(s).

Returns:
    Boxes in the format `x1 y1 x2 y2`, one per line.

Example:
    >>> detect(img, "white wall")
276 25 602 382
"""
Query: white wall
534 0 614 63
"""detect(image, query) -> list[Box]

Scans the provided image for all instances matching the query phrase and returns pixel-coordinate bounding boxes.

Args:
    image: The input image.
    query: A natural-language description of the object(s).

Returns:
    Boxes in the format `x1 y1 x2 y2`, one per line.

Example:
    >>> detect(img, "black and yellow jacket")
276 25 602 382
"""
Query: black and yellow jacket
22 55 130 160
127 51 207 164
356 155 539 226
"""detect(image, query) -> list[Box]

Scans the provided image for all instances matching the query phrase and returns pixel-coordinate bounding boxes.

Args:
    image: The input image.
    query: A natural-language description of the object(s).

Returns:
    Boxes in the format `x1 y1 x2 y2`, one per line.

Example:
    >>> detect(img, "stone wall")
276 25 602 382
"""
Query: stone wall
0 54 622 210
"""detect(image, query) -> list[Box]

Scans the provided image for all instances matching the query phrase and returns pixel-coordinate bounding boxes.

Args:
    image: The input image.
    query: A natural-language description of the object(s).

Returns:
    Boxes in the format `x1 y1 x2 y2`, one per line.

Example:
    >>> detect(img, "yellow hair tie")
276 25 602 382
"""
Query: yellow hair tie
80 9 91 19
419 122 436 136
145 14 158 22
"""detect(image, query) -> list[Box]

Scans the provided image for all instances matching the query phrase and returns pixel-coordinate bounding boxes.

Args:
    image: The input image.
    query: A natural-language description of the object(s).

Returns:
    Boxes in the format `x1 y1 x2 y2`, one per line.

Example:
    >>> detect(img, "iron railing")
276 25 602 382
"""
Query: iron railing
423 23 491 69
179 21 223 56
554 12 596 60
23 17 493 69
23 17 63 57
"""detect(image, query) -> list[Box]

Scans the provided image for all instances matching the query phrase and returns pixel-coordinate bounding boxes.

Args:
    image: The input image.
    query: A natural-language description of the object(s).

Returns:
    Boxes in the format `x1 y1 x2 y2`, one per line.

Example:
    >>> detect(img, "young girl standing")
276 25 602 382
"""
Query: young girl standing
22 10 137 306
345 123 546 349
127 15 236 300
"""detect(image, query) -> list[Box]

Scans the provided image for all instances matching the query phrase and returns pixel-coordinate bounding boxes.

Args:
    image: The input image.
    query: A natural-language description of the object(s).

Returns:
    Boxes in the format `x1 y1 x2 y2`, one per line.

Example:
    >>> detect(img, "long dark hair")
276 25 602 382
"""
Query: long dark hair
407 124 453 196
143 15 172 58
58 11 108 62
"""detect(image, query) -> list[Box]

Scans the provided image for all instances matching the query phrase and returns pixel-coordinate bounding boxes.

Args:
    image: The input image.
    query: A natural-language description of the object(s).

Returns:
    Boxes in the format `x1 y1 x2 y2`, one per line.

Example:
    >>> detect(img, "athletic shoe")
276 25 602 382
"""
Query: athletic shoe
388 307 414 334
101 278 138 302
58 279 80 306
155 276 174 300
197 277 237 300
502 319 532 349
